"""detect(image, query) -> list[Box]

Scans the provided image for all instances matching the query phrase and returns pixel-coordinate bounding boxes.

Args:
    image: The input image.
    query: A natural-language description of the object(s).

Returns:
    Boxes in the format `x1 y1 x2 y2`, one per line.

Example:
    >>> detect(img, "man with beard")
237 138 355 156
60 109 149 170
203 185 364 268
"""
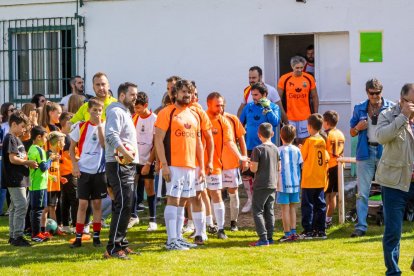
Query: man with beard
154 80 205 250
60 76 88 109
277 56 319 144
104 82 139 259
304 45 315 76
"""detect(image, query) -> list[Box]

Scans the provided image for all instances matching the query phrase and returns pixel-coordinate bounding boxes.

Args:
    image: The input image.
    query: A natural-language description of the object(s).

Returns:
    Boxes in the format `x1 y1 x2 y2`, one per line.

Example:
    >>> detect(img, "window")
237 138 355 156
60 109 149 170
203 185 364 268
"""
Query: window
0 18 85 104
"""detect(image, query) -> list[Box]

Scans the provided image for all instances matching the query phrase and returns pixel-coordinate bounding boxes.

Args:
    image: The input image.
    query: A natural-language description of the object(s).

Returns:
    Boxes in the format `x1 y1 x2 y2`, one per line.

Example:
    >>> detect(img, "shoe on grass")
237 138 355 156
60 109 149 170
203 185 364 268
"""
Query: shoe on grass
12 236 31 247
314 231 327 239
230 221 238 232
194 235 204 245
70 239 82 248
217 229 228 240
93 238 103 247
350 229 365 238
147 222 158 232
299 231 314 240
165 240 189 251
32 233 49 243
207 224 218 234
124 247 141 255
249 240 269 246
103 250 131 260
127 217 139 229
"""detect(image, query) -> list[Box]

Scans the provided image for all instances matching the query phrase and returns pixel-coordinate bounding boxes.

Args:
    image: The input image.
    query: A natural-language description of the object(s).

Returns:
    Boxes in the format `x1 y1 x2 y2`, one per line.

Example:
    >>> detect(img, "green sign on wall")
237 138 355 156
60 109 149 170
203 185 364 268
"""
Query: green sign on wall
360 32 383 62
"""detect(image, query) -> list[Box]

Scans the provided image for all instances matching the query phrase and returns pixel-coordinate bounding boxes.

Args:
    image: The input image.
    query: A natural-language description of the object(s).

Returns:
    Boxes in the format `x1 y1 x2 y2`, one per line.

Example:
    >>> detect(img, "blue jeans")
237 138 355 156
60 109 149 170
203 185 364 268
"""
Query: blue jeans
355 145 380 232
382 184 414 276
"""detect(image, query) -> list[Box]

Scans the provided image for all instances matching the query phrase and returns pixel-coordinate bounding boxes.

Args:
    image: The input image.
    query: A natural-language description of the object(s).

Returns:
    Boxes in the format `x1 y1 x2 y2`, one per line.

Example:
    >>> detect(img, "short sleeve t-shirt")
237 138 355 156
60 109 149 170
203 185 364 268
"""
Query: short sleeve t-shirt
206 113 233 175
70 96 117 124
251 143 279 190
300 134 329 189
325 128 345 168
48 156 60 192
1 133 29 188
28 145 48 191
278 144 303 193
70 121 106 174
155 105 200 168
134 112 157 165
222 112 246 170
278 72 316 121
190 104 212 132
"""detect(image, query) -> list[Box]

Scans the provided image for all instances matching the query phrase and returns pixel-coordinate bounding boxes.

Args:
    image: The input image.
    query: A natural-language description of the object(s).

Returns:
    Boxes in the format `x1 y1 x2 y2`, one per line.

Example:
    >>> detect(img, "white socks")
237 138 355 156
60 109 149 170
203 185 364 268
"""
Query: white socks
192 211 204 236
206 215 213 226
176 206 185 239
213 202 225 230
229 193 240 222
164 205 177 243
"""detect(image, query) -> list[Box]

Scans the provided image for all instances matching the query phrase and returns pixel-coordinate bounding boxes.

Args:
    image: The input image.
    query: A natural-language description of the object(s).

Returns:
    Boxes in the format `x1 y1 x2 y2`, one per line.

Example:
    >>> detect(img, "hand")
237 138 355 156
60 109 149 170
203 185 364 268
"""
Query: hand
25 160 38 169
239 155 250 163
401 99 414 119
206 162 213 176
355 119 368 131
122 150 135 165
60 177 68 184
72 163 81 178
258 98 271 108
49 153 60 161
141 164 150 175
154 161 160 173
241 160 249 172
198 169 206 184
162 165 171 183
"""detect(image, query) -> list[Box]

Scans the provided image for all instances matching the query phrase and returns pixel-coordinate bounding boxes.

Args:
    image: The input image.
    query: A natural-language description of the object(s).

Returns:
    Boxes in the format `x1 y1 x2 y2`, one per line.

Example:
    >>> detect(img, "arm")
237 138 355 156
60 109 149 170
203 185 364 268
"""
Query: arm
237 135 249 172
310 88 319 113
250 161 258 173
69 139 81 178
154 127 171 182
9 153 38 169
141 138 156 176
106 111 134 163
97 121 105 149
264 104 281 127
195 132 205 183
375 112 408 144
203 129 214 174
224 140 248 162
277 87 289 124
237 103 246 118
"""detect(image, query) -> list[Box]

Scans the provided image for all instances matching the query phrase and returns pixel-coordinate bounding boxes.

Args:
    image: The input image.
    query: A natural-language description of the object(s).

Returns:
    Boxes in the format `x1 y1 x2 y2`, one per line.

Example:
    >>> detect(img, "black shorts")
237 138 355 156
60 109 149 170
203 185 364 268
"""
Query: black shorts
47 191 60 207
241 150 255 178
136 164 155 180
77 172 107 200
326 166 338 193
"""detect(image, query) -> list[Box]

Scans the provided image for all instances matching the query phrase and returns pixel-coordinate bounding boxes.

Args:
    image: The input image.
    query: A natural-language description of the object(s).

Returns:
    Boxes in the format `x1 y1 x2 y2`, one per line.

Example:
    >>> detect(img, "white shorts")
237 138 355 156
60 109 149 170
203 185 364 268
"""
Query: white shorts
206 174 223 191
194 167 206 192
165 166 196 198
222 168 242 188
289 120 309 139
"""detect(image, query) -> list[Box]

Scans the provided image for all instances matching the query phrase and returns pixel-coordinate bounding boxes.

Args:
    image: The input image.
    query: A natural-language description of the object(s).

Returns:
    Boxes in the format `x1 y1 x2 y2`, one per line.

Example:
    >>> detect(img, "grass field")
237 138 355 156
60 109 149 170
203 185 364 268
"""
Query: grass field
0 215 414 275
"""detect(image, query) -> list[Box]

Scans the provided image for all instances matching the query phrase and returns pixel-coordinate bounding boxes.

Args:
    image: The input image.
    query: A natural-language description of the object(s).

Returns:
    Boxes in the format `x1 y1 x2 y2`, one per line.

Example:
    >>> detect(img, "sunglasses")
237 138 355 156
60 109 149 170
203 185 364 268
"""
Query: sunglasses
368 91 382 96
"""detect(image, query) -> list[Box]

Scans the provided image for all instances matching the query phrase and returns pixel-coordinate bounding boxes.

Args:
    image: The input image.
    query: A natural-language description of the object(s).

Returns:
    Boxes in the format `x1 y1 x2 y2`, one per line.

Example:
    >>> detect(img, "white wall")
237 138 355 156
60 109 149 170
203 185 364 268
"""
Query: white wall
1 0 413 114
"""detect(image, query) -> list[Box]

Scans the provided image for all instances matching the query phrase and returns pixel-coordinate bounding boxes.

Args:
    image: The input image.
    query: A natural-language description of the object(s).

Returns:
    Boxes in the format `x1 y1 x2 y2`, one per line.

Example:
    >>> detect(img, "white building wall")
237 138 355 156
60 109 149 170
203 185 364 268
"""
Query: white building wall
1 0 413 114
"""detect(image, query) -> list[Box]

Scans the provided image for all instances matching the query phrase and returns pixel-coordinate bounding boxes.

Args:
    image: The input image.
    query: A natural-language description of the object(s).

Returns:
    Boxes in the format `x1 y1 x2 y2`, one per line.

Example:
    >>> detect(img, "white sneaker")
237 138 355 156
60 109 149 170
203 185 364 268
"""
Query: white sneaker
241 199 252 213
127 217 140 229
181 224 194 234
165 240 189 250
177 238 197 248
83 224 90 234
147 222 158 231
61 226 73 234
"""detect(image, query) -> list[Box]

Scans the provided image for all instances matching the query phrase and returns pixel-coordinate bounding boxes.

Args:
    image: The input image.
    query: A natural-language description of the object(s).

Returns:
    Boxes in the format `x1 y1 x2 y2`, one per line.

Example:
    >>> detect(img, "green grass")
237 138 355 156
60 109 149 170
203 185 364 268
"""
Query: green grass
0 216 413 275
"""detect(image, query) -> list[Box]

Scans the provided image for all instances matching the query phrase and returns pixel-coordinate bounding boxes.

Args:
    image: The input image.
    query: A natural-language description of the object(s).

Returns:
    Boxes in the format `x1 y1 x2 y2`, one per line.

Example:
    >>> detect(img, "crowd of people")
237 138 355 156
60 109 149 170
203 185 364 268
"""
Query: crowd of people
0 54 413 274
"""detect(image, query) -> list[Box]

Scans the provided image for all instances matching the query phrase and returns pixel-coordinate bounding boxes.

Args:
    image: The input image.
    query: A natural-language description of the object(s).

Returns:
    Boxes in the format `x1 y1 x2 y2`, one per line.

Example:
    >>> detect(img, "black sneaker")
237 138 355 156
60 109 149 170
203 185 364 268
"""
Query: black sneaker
70 239 82 248
299 231 314 240
314 231 327 239
12 236 31 247
217 229 228 239
350 229 365 238
8 237 14 244
278 235 290 242
230 221 238 232
207 224 218 234
103 250 131 260
93 238 103 247
194 235 204 245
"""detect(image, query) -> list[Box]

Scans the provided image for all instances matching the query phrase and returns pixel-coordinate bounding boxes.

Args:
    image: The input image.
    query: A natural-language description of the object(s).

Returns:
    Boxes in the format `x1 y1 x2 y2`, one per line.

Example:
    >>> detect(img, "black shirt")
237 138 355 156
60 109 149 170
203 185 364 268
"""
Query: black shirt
1 133 29 188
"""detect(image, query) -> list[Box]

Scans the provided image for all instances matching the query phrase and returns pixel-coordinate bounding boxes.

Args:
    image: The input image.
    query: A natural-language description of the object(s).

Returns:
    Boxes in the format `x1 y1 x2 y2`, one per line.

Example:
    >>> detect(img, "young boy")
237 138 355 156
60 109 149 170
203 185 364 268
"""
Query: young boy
40 131 66 237
59 112 78 233
28 126 59 242
2 111 38 246
69 98 106 248
131 92 157 231
277 125 303 242
249 122 280 246
300 113 330 239
323 110 345 228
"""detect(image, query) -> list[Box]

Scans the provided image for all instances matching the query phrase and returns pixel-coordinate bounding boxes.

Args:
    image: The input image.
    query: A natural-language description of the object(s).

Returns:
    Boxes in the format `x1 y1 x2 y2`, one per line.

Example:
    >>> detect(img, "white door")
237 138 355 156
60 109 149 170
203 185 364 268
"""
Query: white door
315 32 352 157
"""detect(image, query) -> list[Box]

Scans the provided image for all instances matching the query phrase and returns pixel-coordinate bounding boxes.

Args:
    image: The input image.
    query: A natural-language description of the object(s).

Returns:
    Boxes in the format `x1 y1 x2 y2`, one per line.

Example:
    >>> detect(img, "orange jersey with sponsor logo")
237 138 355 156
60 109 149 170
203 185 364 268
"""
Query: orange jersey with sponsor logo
155 105 201 168
205 113 232 175
278 72 316 121
48 157 61 192
300 134 329 189
222 112 245 170
325 128 345 168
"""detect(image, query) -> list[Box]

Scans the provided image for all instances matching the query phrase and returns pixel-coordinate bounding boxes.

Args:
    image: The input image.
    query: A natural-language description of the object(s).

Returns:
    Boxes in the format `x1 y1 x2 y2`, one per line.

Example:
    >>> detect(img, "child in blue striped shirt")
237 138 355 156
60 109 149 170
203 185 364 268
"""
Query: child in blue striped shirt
277 125 303 242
